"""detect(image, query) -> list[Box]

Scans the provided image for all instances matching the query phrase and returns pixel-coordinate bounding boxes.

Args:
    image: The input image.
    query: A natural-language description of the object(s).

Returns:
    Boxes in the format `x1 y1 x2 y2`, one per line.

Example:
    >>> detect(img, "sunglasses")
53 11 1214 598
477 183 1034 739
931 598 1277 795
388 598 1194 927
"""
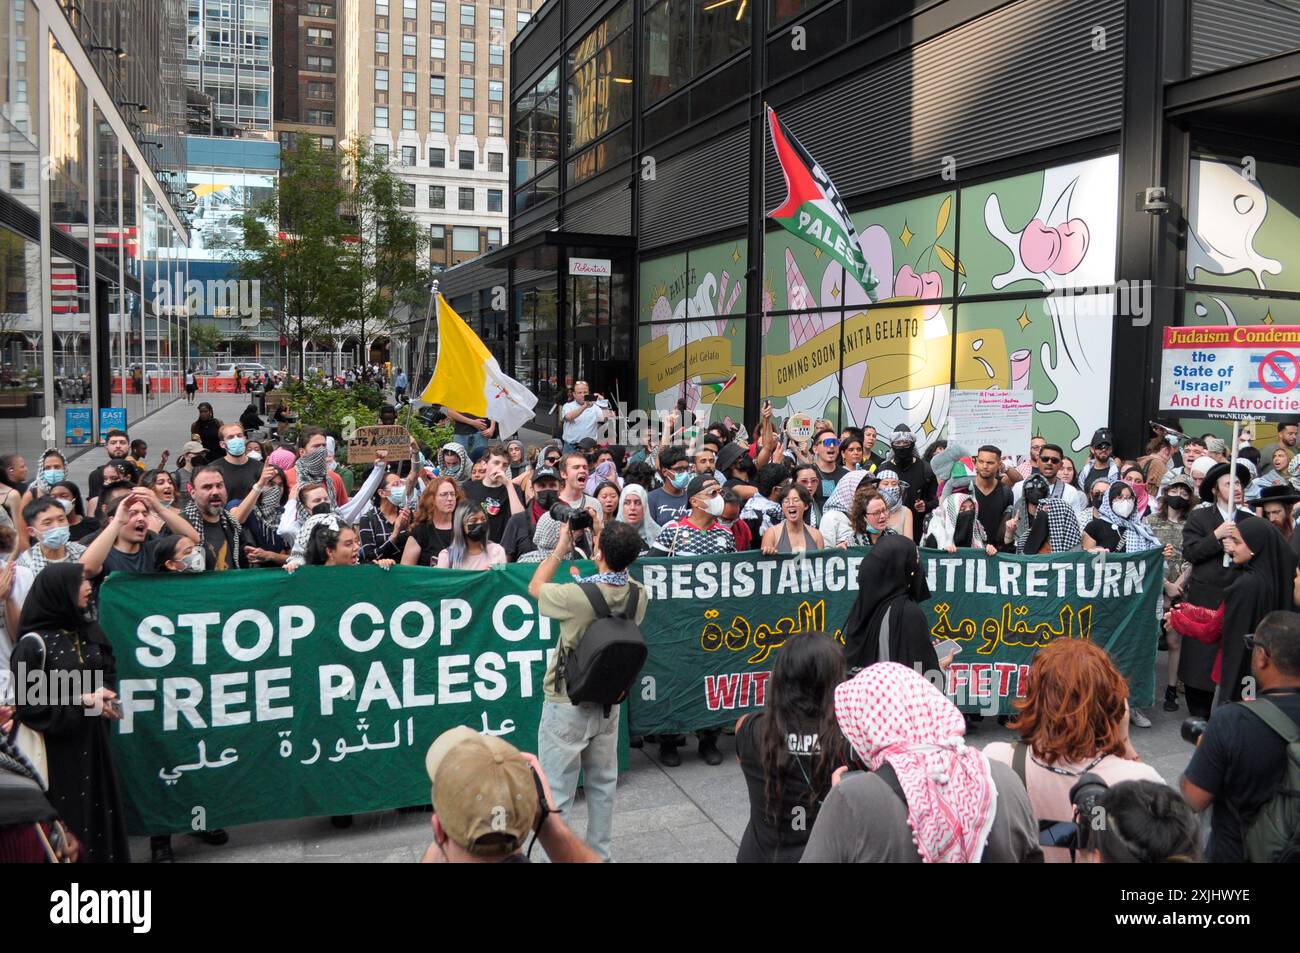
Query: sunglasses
1094 443 1113 450
1244 633 1270 654
544 456 560 464
820 438 839 448
1038 455 1062 464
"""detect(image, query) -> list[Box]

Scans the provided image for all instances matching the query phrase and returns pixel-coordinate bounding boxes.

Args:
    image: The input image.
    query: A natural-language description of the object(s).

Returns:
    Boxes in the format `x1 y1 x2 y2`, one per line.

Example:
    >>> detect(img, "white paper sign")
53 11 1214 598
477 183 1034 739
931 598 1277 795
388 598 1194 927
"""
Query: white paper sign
947 389 1034 455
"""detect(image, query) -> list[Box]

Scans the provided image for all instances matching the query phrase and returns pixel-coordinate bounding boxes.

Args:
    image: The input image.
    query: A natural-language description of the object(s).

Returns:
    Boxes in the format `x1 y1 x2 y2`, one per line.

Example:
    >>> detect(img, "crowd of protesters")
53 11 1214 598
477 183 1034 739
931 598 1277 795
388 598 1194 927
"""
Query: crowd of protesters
3 389 1299 866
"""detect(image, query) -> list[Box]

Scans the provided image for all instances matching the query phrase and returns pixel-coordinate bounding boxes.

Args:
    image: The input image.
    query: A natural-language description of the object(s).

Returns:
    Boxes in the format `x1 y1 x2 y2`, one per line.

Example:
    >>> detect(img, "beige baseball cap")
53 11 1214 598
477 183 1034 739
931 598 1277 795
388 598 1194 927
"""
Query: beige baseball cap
424 726 537 857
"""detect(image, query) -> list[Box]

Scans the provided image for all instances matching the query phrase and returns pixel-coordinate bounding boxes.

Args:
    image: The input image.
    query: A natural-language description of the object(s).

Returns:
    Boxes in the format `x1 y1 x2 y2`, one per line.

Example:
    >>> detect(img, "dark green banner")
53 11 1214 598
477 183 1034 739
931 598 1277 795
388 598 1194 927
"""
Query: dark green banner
624 548 1161 733
101 549 1160 833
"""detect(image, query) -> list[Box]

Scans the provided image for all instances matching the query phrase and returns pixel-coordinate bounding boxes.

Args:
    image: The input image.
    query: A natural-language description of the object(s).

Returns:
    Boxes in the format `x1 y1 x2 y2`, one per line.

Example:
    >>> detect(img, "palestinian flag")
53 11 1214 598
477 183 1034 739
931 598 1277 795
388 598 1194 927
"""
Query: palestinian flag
766 106 876 294
696 373 737 400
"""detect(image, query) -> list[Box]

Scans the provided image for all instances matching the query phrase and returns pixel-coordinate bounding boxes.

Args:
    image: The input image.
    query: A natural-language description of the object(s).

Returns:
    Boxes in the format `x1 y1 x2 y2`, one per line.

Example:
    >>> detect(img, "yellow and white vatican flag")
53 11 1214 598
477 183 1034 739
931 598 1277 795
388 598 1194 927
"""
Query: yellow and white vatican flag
419 294 538 437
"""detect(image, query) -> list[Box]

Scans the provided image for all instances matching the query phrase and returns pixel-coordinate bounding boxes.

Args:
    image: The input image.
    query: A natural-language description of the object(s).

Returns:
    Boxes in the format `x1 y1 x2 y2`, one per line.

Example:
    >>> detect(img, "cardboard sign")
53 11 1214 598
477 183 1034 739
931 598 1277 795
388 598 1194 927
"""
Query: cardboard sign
347 425 410 463
784 413 814 441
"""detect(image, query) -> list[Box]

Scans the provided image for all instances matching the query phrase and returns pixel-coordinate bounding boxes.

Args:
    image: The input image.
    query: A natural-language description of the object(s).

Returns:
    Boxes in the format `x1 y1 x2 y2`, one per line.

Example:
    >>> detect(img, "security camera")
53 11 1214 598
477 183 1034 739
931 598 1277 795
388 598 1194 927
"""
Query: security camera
1138 187 1173 214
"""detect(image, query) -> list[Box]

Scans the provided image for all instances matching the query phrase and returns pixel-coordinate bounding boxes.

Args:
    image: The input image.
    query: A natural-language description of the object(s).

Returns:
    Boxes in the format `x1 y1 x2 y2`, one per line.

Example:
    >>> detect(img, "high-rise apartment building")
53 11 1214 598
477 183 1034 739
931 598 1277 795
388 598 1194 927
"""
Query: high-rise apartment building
341 0 533 272
186 0 273 135
273 0 341 152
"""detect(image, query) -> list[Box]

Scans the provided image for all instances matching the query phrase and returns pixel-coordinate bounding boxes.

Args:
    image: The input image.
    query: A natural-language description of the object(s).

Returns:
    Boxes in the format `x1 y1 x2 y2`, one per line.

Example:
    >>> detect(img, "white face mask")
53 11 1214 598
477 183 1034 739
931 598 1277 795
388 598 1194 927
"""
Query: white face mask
705 495 725 517
182 548 206 572
1112 499 1135 519
248 452 263 462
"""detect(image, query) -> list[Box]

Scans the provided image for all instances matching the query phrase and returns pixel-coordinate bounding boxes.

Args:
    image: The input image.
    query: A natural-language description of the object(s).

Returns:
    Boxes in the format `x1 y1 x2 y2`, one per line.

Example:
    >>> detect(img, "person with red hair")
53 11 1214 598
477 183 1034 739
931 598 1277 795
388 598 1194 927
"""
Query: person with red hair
985 639 1166 862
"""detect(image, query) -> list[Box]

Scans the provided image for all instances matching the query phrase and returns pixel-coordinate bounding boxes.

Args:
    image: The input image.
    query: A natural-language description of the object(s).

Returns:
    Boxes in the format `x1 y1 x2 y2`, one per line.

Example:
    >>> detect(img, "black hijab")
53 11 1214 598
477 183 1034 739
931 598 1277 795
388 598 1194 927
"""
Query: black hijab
17 562 104 644
840 534 935 672
1220 516 1296 701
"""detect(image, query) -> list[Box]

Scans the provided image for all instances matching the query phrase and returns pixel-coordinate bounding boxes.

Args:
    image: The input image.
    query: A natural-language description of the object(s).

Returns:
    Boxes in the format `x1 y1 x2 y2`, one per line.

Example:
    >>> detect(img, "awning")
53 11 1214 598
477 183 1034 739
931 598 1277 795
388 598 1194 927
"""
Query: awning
478 229 636 271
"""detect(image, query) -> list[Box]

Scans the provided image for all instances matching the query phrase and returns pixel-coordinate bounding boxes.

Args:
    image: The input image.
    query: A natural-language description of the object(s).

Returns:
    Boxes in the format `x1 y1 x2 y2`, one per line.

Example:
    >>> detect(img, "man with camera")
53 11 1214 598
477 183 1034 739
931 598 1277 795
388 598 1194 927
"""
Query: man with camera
1180 609 1300 862
421 726 600 863
561 380 615 453
529 520 647 862
463 444 524 544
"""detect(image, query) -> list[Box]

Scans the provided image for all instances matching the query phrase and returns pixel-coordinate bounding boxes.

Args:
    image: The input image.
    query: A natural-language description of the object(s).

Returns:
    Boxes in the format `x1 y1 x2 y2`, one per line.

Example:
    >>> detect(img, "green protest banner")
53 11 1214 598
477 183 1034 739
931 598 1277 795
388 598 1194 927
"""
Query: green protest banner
100 548 1160 833
101 564 571 835
623 548 1163 733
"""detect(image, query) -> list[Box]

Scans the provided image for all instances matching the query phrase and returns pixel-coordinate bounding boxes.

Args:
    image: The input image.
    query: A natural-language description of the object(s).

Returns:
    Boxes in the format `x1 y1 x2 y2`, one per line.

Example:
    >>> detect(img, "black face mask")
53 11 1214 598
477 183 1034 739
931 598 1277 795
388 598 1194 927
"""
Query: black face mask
892 444 914 465
954 509 975 546
1166 495 1190 511
465 521 488 542
311 501 332 515
535 489 558 511
1090 492 1104 508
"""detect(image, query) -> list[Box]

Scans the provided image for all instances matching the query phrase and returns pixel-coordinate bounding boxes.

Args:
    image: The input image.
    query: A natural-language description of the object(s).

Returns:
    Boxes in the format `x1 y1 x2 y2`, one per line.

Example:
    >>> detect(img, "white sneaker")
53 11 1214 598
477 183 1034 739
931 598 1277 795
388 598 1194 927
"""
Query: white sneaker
1130 707 1152 728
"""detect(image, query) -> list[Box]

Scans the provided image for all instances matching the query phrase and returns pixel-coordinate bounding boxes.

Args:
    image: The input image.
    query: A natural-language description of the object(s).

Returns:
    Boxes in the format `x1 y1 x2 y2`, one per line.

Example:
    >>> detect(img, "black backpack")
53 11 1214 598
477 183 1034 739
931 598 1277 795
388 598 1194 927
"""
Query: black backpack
560 583 647 711
1231 698 1300 863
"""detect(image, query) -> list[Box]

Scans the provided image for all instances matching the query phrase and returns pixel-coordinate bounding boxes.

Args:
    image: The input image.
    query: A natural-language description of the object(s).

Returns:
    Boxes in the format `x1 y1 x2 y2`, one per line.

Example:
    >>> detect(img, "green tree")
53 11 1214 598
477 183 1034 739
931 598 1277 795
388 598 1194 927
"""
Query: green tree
227 138 352 378
343 143 432 374
189 320 223 357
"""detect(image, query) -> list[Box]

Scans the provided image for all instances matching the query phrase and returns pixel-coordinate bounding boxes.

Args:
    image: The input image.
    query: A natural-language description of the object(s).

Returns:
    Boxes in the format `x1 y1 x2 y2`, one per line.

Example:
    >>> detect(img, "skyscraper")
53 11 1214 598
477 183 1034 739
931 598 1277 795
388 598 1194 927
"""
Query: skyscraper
186 0 273 136
273 0 342 152
341 0 532 272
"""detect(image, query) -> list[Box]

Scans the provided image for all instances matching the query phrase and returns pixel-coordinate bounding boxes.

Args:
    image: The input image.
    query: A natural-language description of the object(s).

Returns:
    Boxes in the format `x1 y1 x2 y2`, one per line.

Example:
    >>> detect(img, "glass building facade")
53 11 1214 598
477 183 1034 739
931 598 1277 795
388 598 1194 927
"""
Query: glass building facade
186 0 273 134
1 0 190 463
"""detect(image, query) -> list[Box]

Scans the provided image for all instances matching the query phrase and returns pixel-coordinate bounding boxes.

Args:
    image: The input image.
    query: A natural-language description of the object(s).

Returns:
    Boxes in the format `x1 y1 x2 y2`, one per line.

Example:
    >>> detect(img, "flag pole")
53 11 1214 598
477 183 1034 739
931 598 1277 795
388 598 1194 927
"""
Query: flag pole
412 279 438 407
761 102 769 414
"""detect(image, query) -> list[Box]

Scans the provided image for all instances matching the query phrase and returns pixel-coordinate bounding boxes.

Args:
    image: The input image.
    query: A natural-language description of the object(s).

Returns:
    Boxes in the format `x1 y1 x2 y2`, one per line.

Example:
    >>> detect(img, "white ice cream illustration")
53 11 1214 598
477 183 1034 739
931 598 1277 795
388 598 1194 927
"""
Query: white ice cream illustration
1186 160 1281 289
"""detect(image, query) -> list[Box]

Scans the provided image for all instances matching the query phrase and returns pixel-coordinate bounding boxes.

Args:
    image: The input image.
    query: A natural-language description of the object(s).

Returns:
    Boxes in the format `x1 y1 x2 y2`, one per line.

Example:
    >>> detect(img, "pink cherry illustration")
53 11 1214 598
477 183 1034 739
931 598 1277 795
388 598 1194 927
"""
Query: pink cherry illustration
1019 218 1061 274
895 265 924 298
1049 218 1090 275
919 271 944 320
919 271 943 299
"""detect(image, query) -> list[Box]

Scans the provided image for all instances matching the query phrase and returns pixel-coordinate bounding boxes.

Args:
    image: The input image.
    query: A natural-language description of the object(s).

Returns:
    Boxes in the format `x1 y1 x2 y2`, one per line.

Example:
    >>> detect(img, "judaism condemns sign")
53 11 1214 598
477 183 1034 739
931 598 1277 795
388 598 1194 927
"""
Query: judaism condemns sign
101 549 1160 833
1159 324 1300 420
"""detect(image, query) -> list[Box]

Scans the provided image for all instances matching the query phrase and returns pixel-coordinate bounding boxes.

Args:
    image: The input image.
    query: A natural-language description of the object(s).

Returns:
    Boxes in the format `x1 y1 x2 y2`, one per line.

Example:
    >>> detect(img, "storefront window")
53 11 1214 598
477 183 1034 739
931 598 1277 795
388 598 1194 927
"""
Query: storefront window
512 67 559 206
566 2 633 152
642 0 747 106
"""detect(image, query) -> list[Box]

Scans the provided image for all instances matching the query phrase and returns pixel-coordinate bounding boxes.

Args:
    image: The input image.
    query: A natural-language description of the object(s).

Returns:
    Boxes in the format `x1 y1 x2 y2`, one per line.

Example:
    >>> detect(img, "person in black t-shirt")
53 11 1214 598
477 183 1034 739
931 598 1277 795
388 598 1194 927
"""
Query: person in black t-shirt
1181 609 1300 862
209 423 262 503
810 428 848 507
501 465 560 561
86 429 144 500
79 488 200 588
462 444 523 544
970 445 1014 548
735 633 849 863
402 476 462 566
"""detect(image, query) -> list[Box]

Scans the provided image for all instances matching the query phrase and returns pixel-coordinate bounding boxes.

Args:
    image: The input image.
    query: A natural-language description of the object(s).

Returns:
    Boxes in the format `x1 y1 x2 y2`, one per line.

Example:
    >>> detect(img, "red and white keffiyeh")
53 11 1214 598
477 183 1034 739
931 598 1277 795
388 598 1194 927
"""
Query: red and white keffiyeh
833 662 998 863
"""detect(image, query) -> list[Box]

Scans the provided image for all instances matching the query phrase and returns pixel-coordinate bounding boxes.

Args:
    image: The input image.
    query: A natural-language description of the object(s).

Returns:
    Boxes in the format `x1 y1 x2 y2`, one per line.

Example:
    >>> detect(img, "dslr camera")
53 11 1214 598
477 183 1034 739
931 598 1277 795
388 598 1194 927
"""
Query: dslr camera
549 502 593 531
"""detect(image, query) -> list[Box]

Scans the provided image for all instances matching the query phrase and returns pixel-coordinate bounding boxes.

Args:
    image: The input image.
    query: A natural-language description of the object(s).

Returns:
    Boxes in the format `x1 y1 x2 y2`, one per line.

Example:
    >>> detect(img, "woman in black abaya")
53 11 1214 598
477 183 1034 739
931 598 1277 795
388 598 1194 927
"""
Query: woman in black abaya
9 562 129 862
840 533 937 675
1219 516 1296 704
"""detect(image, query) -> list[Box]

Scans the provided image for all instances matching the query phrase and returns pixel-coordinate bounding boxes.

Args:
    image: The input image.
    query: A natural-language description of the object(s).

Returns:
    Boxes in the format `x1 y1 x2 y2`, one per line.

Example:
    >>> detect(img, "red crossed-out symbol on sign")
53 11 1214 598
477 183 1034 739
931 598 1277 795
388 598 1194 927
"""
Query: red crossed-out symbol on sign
1259 350 1300 394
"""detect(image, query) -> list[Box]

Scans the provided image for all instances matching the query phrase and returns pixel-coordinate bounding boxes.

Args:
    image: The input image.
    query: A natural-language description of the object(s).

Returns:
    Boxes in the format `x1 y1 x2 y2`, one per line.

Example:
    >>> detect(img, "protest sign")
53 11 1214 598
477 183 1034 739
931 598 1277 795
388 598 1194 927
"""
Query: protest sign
947 389 1033 453
1159 324 1300 420
347 425 410 463
101 565 565 834
785 413 814 441
100 549 1160 832
624 548 1161 734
